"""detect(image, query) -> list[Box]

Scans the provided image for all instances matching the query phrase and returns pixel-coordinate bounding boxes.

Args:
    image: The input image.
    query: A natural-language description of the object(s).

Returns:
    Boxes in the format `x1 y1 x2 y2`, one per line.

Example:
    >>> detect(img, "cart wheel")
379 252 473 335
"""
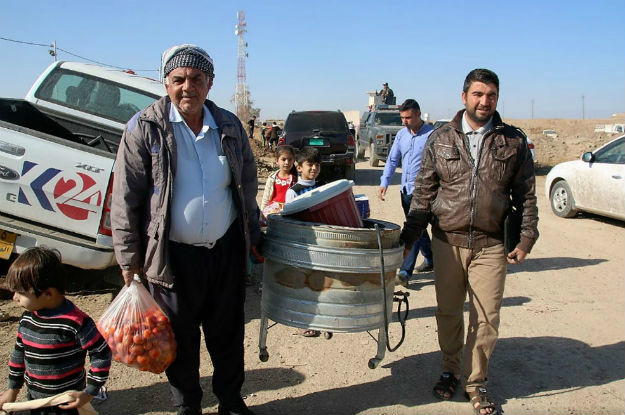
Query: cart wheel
323 331 333 340
259 348 269 362
368 357 381 369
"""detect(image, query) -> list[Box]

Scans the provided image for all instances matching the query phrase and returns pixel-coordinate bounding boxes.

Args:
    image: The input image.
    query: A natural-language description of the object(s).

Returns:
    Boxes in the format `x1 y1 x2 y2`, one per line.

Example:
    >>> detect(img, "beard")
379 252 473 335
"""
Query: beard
465 105 494 125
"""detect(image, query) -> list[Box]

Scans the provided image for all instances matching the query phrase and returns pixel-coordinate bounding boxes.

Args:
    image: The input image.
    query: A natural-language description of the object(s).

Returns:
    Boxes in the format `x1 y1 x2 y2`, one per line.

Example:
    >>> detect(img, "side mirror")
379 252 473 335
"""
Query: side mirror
582 152 594 163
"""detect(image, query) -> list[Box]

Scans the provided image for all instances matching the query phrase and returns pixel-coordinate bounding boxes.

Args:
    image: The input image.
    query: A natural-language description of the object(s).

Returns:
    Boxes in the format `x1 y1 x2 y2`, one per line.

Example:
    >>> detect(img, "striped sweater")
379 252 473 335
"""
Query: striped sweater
8 299 111 398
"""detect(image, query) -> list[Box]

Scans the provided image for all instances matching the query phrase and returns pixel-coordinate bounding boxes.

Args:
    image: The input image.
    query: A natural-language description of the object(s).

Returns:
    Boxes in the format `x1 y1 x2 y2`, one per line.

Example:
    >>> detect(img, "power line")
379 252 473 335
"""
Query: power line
0 36 158 73
0 36 50 48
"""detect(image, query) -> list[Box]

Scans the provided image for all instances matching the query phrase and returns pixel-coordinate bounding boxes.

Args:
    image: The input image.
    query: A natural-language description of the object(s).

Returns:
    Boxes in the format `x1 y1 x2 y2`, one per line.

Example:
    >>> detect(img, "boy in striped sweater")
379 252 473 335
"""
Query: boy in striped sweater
0 247 111 414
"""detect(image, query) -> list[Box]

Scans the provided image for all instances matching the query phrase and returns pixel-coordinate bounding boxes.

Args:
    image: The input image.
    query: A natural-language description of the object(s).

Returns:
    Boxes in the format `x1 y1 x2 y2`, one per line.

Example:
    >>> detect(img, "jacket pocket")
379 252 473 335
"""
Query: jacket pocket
434 144 461 182
491 147 517 182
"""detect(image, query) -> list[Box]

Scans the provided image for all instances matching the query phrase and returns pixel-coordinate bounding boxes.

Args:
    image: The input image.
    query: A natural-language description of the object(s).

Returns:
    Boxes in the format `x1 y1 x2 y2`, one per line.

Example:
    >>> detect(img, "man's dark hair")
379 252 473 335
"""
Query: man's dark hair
463 68 499 93
6 247 66 296
297 147 321 165
399 99 420 112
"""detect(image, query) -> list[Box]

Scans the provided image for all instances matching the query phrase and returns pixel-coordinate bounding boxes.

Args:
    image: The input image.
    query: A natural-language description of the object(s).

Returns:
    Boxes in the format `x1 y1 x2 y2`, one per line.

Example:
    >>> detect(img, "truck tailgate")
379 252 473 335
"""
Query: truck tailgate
0 125 114 239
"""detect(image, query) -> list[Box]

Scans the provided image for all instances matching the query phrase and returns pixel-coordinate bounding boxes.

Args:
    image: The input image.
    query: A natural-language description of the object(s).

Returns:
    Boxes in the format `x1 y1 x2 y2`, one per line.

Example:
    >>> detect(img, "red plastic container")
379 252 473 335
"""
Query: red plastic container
281 180 364 228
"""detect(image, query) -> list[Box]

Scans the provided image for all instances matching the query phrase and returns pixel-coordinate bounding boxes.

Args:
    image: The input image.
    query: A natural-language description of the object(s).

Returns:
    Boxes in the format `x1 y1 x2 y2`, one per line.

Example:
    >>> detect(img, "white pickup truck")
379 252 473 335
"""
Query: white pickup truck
0 61 165 269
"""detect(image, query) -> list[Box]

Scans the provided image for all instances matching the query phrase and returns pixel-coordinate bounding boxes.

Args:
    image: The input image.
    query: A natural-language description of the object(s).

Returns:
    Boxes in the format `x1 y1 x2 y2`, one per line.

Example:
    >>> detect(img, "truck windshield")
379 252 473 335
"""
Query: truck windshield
285 112 348 132
375 112 402 126
35 68 160 124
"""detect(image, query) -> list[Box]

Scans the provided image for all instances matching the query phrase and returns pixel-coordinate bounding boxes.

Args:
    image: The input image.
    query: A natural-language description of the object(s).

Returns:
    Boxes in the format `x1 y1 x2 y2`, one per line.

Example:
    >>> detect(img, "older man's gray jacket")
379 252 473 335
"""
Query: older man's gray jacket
111 96 260 288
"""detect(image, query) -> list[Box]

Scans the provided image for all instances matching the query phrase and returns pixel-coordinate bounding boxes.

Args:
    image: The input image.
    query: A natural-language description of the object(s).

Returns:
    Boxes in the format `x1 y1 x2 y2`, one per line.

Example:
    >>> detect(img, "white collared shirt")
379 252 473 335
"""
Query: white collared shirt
168 104 237 248
462 111 493 162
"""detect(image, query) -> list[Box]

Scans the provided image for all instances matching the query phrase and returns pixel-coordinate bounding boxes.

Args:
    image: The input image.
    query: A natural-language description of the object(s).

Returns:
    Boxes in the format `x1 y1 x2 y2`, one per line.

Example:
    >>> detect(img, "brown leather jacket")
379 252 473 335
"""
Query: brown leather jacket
401 110 539 253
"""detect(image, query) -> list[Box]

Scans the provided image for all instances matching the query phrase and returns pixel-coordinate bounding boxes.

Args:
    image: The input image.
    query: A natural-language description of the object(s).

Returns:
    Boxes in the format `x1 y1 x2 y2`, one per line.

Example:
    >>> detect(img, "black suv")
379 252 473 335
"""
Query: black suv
279 110 355 183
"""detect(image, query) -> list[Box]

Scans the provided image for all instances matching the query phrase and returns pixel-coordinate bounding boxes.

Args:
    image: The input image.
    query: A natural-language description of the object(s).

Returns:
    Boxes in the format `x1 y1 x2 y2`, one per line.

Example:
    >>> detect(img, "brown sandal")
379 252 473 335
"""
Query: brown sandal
465 387 499 415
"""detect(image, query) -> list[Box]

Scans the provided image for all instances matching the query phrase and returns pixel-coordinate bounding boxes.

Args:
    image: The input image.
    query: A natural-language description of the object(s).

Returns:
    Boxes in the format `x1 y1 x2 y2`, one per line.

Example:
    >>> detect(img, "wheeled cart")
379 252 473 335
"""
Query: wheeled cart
258 215 404 368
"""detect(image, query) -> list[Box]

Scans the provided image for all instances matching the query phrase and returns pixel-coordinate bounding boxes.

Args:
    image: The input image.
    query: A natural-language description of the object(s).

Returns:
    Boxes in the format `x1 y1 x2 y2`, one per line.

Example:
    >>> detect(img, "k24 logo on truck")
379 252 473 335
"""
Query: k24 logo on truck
10 161 103 221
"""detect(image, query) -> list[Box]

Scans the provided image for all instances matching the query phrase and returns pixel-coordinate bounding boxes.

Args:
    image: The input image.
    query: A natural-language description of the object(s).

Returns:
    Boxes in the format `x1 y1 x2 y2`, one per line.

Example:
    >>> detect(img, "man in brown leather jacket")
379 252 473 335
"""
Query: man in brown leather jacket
401 69 538 415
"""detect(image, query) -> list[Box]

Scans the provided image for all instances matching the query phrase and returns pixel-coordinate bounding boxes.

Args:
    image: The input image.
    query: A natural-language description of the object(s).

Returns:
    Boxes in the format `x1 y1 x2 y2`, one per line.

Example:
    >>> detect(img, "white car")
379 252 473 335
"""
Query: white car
545 135 625 220
543 129 558 138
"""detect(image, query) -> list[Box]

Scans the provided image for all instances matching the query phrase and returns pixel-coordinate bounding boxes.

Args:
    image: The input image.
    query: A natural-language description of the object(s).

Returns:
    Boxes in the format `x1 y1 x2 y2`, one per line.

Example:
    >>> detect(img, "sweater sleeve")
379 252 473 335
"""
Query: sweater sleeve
77 317 111 396
260 171 277 210
7 330 25 391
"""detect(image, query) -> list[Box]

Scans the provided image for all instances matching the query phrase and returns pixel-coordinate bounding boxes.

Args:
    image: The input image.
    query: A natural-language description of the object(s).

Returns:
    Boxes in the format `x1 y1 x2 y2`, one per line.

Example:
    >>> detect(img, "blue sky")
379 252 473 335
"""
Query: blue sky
1 0 623 121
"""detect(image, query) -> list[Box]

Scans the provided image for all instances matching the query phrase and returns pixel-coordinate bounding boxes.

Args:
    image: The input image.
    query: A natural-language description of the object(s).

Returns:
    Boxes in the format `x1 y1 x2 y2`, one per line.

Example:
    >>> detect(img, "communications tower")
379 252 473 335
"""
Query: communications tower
234 10 250 123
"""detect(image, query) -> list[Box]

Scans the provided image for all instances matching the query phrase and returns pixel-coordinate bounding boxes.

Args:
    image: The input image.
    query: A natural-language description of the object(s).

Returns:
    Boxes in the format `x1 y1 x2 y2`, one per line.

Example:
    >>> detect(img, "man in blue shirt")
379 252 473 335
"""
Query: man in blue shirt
377 99 434 286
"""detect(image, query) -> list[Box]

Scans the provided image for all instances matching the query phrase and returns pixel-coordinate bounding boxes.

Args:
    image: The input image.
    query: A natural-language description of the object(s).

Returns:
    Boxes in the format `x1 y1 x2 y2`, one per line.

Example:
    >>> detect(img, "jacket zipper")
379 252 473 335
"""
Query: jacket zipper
464 132 476 249
465 125 504 249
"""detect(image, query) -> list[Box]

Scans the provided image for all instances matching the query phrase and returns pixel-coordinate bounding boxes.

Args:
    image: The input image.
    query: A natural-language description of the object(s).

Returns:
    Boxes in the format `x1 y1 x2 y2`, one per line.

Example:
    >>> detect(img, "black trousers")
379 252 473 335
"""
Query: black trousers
149 220 247 410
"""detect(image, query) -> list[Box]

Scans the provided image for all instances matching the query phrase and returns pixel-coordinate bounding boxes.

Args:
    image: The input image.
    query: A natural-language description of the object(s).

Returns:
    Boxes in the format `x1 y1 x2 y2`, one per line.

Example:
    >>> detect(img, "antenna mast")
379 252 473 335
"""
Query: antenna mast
234 10 250 123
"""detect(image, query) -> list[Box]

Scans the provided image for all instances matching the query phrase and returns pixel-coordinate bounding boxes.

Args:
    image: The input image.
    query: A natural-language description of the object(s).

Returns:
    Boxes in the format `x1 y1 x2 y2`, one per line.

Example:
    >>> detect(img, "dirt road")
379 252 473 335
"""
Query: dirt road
0 157 623 415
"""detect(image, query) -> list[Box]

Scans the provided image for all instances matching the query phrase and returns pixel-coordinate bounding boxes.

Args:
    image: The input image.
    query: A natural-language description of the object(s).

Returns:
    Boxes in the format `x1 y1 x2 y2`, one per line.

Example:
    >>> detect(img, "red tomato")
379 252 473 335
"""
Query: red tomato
122 335 132 347
148 348 161 359
99 306 176 373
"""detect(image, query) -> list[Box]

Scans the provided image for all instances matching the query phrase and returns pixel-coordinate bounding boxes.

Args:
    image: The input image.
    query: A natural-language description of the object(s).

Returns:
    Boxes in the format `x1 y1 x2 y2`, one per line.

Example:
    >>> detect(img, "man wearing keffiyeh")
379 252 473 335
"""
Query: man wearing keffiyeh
112 44 260 415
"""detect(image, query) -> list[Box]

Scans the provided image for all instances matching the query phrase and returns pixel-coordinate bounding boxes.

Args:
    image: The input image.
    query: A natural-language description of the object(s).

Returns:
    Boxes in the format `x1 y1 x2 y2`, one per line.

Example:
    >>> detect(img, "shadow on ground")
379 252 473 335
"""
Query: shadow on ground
508 256 608 274
92 367 306 414
354 163 399 187
403 295 531 321
244 338 624 414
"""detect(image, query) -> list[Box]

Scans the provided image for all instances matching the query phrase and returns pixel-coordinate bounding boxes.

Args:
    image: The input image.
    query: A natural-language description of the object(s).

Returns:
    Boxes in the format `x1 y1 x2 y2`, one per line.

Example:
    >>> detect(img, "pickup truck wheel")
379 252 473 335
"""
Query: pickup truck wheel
355 138 365 160
369 143 379 167
550 180 578 218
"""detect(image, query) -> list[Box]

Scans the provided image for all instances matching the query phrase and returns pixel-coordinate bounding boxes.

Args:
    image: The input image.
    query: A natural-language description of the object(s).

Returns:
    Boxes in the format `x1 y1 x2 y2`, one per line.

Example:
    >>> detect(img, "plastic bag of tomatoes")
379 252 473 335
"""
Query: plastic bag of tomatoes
97 277 176 374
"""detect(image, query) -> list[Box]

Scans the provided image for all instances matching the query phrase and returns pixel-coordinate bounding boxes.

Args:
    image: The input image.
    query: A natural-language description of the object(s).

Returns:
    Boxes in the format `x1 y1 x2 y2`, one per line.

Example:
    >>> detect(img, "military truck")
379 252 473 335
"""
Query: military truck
355 104 403 167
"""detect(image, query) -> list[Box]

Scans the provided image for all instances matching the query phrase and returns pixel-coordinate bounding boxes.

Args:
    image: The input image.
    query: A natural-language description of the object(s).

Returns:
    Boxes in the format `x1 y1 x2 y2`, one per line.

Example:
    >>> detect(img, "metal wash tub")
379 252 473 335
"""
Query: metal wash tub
258 214 403 368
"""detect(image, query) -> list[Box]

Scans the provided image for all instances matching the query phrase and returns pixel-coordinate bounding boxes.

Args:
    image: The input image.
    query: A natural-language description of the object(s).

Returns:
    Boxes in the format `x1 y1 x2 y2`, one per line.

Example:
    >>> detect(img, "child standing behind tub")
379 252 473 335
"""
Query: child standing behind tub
260 145 298 221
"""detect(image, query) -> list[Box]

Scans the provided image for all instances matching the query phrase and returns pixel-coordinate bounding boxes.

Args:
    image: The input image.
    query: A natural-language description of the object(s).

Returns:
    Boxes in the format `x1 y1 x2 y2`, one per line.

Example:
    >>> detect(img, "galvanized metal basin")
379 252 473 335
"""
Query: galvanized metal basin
261 216 403 333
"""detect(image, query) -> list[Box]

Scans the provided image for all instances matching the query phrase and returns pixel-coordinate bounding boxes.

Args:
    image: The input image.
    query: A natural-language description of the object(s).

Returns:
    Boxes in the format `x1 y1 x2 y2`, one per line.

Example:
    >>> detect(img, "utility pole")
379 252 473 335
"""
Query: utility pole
581 95 585 119
531 99 534 119
49 40 57 61
234 11 250 124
